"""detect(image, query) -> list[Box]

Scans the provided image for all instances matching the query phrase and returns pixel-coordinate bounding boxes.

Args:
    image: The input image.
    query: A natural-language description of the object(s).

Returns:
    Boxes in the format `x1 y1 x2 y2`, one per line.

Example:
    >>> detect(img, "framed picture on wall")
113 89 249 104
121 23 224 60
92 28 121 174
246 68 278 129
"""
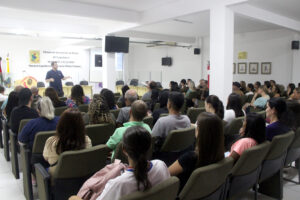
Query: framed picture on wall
233 63 236 74
249 62 258 74
261 62 272 74
238 63 247 74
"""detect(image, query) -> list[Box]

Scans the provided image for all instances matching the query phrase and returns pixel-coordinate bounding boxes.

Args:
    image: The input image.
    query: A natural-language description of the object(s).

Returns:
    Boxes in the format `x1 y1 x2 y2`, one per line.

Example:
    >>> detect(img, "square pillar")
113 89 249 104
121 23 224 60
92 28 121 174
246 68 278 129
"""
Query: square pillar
102 38 116 92
209 5 234 104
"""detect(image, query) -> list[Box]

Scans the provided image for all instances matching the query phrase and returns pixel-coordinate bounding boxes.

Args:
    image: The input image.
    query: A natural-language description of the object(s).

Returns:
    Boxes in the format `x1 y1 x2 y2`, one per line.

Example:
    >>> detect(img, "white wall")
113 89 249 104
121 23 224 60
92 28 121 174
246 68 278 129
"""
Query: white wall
202 29 299 87
0 35 92 87
127 44 202 88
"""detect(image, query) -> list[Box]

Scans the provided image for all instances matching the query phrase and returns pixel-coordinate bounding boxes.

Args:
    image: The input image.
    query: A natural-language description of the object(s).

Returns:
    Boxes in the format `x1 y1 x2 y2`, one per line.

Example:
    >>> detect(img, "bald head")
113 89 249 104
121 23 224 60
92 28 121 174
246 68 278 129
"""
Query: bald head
130 100 148 121
125 89 138 106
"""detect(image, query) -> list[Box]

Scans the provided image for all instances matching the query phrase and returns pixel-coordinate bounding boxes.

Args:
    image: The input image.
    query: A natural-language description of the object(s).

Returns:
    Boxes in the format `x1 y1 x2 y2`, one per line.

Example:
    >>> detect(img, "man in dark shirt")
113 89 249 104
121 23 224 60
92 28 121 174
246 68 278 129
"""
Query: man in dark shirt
10 88 39 134
45 61 70 97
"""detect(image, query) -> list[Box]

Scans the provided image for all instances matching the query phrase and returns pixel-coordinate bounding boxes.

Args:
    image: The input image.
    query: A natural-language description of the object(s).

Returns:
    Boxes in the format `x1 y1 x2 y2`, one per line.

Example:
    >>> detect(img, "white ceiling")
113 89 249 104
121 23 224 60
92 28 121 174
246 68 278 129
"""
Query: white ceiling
248 0 300 21
60 0 177 12
130 11 282 38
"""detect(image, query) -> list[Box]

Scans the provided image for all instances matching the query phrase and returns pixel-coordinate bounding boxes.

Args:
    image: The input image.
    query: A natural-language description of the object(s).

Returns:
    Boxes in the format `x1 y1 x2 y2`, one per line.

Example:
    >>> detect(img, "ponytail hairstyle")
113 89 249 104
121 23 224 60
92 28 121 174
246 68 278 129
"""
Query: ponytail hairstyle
122 126 152 191
268 98 295 128
205 95 224 119
244 113 266 144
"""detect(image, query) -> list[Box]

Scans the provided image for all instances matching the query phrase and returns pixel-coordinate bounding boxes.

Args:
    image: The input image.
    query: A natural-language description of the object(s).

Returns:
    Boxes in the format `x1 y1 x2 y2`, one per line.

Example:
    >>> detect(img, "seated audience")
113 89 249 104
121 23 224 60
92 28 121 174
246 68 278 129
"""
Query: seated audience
200 80 209 100
289 87 300 102
1 85 23 110
287 83 296 98
152 92 190 139
66 85 90 108
250 86 270 109
170 81 180 92
148 89 160 112
98 126 170 200
205 95 224 119
254 81 261 93
185 80 197 98
264 81 272 93
270 80 276 88
224 93 245 123
10 88 39 133
240 81 247 94
245 83 255 96
0 85 8 102
106 100 151 158
180 79 188 93
229 113 266 161
168 112 224 190
101 89 117 110
3 91 19 123
45 87 66 108
117 85 130 108
18 96 59 149
142 81 157 101
232 82 244 96
116 89 138 126
43 108 92 175
88 94 115 125
31 86 42 110
271 85 281 98
152 90 169 124
266 98 292 141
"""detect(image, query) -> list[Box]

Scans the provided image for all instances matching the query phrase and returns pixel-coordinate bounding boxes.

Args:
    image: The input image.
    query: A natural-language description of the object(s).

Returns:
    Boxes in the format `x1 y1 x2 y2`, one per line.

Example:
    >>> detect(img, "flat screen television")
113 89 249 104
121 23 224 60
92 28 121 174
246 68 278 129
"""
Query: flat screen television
162 57 172 66
105 36 129 53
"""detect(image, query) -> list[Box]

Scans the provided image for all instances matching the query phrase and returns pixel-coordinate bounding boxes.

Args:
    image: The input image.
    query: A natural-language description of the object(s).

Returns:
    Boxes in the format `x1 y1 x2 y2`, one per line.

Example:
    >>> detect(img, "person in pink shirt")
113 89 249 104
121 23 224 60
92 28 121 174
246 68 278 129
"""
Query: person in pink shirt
230 113 266 161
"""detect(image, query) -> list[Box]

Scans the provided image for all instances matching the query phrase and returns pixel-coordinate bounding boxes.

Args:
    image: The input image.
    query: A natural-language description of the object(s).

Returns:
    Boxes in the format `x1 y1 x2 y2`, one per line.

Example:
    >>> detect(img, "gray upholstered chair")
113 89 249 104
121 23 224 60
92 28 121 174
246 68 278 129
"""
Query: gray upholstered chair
2 119 10 161
187 107 205 123
110 109 121 120
86 123 115 146
179 157 234 200
78 104 89 113
120 177 180 200
35 145 110 200
54 106 68 116
143 116 153 129
224 116 244 136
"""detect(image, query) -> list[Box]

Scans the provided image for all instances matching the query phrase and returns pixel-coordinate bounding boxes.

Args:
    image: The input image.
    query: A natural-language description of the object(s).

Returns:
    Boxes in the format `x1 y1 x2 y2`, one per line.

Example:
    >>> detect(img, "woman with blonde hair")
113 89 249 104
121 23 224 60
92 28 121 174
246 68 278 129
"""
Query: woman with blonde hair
18 96 59 150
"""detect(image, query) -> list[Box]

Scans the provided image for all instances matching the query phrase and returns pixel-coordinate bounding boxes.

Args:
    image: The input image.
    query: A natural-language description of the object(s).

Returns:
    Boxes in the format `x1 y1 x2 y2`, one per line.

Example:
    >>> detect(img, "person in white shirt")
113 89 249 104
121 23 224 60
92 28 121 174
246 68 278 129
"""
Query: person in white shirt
245 83 255 96
224 93 245 123
98 126 170 200
0 85 8 102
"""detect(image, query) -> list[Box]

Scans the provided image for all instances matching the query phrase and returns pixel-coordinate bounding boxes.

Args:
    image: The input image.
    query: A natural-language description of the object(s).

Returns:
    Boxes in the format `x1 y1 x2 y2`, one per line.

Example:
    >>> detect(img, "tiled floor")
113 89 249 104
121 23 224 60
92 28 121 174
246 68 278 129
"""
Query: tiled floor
0 148 300 200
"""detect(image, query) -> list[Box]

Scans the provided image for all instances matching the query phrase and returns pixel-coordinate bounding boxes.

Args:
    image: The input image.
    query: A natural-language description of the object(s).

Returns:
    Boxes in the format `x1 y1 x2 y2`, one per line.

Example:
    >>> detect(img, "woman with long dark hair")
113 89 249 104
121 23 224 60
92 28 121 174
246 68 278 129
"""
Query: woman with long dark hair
45 87 66 108
117 85 130 108
97 126 170 200
66 85 90 108
287 83 296 97
101 88 117 110
168 112 224 190
266 98 293 141
224 93 245 123
205 95 224 119
152 90 169 124
230 113 266 161
4 91 19 123
43 108 92 175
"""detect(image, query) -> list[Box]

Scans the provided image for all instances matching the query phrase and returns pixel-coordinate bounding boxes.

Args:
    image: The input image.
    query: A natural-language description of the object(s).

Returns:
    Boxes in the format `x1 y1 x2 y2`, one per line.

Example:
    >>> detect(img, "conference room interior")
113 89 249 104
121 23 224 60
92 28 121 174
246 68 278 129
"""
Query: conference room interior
0 0 300 200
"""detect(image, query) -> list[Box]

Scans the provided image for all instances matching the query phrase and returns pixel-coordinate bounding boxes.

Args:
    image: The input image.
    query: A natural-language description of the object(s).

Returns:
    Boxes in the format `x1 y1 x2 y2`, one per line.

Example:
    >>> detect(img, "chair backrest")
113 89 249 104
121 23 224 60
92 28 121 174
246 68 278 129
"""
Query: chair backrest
80 80 88 85
78 104 89 113
159 113 168 118
241 95 247 105
52 145 110 179
265 131 295 160
187 107 205 124
18 119 32 134
110 109 121 120
179 157 234 200
129 79 138 86
54 106 68 116
224 116 244 136
59 97 67 102
161 127 195 152
65 82 74 86
256 110 266 119
289 128 300 149
37 82 45 88
116 80 125 86
85 123 115 146
143 116 153 129
32 131 56 154
120 177 180 200
231 141 271 176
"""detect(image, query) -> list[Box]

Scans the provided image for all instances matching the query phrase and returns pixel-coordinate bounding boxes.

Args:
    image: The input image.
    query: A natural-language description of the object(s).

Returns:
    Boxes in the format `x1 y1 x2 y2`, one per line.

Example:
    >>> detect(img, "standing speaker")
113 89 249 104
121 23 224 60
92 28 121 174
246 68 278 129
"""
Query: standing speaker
292 41 299 50
194 48 200 55
95 54 102 67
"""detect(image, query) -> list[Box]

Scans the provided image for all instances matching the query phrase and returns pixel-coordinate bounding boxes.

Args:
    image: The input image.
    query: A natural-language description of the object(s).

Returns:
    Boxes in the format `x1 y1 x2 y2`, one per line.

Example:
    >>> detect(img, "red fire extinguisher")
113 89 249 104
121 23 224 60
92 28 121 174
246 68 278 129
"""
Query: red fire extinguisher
207 61 210 88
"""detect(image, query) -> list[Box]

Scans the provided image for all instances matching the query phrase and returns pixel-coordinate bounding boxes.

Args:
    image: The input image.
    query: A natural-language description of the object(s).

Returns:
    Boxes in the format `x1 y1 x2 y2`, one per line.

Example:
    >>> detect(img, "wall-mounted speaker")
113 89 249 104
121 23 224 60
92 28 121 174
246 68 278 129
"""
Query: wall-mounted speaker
95 54 102 67
194 48 200 55
292 41 299 50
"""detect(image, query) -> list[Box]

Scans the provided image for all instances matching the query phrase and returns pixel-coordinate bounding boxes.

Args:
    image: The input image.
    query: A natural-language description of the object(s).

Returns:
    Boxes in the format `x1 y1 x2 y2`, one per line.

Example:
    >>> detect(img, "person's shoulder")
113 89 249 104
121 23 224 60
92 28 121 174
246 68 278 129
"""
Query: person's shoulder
151 159 168 168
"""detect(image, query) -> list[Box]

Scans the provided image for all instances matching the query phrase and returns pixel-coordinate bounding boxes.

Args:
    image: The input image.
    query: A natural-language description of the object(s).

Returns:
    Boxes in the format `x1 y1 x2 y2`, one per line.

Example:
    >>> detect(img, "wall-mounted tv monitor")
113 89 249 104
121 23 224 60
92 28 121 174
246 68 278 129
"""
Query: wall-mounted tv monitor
105 36 129 53
162 57 172 66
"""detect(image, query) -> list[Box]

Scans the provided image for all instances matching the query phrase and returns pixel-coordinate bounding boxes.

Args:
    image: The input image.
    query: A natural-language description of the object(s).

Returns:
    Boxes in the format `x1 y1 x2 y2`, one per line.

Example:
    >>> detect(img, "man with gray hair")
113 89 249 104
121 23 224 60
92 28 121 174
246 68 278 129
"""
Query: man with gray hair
116 89 138 127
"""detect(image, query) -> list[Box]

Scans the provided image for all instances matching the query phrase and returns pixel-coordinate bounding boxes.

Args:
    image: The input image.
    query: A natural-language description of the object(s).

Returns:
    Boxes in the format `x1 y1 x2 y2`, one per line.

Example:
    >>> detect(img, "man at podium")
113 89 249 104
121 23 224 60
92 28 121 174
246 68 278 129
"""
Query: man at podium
45 61 70 97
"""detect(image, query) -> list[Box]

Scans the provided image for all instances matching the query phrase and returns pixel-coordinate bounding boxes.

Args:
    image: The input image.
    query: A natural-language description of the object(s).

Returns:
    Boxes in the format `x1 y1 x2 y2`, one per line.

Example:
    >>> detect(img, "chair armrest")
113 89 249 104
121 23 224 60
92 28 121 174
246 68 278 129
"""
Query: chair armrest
35 163 51 200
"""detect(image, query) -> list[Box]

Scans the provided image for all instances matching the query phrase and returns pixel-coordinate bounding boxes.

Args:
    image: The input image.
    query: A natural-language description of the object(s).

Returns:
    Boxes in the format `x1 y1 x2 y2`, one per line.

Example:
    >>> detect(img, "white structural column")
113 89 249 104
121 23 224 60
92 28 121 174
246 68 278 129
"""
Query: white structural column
102 38 116 92
292 34 300 84
209 5 234 104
